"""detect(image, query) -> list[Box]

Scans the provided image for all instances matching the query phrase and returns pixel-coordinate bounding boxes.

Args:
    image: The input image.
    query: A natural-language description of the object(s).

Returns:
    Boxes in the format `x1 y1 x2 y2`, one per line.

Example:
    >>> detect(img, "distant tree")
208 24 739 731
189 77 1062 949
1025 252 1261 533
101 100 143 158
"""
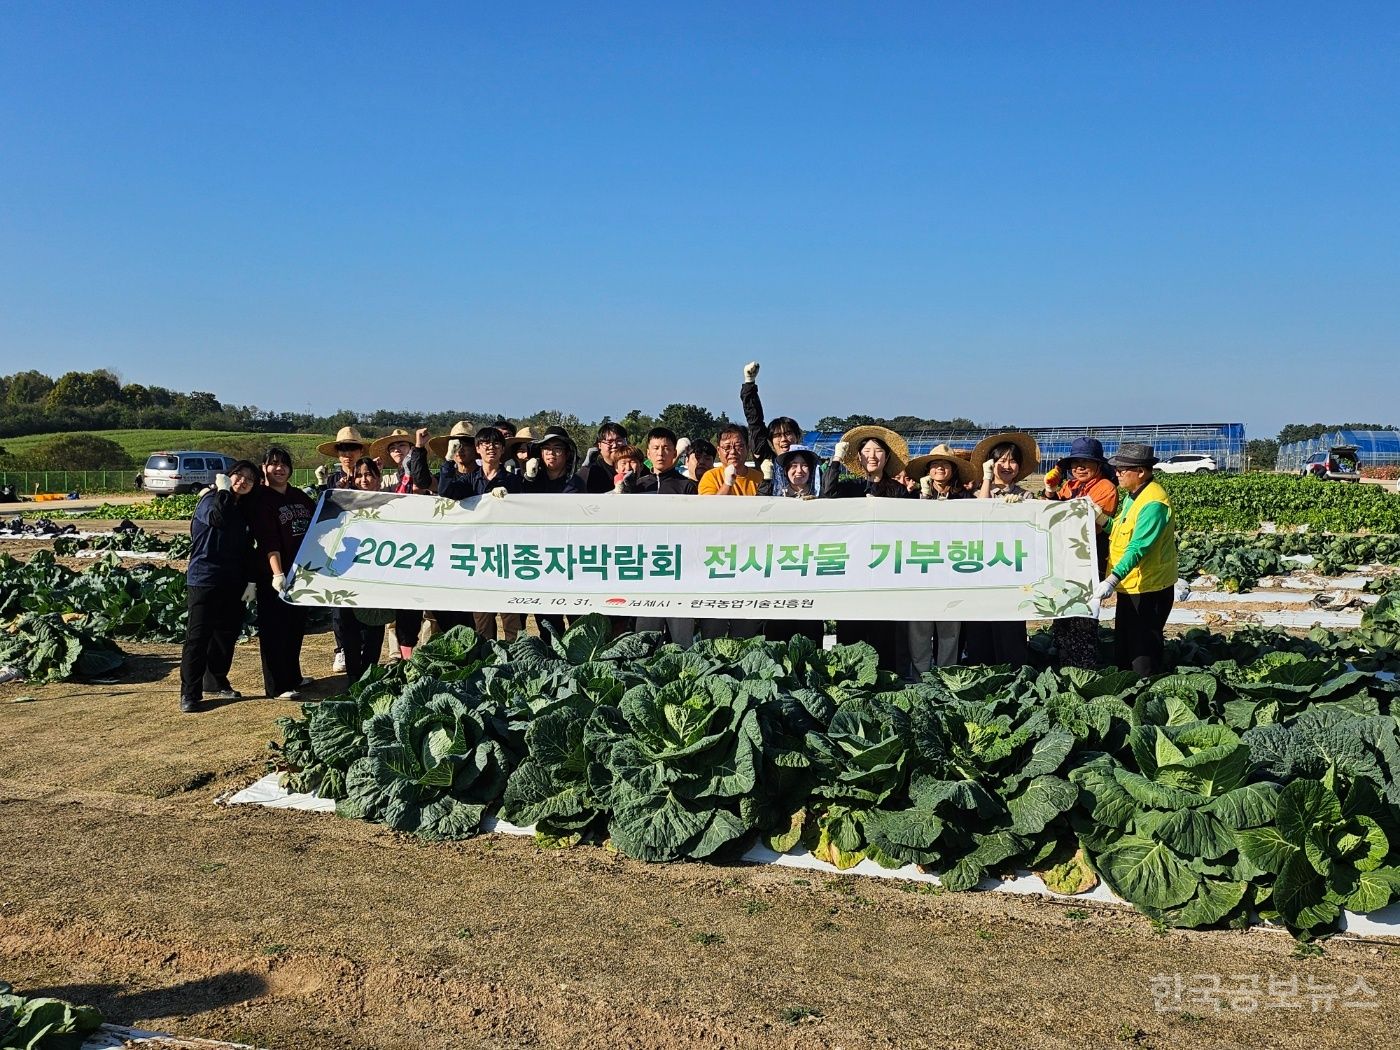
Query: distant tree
29 434 132 470
45 370 122 409
1246 439 1278 471
618 408 656 442
656 403 724 442
5 370 55 406
522 409 584 435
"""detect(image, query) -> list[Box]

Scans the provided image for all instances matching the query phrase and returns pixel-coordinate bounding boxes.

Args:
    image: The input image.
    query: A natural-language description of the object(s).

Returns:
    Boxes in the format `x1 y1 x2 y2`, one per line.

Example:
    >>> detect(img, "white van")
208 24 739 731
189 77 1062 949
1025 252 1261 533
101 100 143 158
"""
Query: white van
141 451 236 495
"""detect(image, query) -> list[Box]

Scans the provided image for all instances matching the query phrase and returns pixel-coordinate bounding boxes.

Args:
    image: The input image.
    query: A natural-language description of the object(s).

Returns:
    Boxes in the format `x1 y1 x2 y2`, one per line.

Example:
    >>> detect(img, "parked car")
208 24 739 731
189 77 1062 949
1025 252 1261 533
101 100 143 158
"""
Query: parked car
1155 452 1218 474
1302 445 1361 482
141 451 236 495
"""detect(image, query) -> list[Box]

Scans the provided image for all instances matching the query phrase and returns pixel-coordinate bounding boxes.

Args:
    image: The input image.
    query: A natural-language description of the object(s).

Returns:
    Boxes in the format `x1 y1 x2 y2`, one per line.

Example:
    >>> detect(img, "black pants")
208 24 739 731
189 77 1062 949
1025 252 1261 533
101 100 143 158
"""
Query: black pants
334 609 385 685
836 620 899 672
257 581 309 696
181 582 244 705
763 620 825 647
1114 586 1174 676
435 610 475 632
394 609 423 653
963 620 1029 668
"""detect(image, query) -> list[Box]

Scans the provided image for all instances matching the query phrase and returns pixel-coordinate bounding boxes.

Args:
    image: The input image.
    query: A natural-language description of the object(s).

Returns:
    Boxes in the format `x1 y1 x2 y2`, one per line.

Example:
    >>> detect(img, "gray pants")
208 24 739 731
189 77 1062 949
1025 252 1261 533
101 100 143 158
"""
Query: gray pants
636 617 697 647
697 618 762 642
907 621 962 675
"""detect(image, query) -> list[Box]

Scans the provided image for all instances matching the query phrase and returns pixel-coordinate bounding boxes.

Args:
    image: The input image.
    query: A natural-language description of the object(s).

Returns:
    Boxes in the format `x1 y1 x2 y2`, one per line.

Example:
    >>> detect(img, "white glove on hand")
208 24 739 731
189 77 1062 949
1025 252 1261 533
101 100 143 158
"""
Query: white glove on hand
761 460 773 481
271 572 286 594
743 360 760 382
723 464 737 485
1095 575 1119 601
919 476 934 498
982 458 996 481
445 439 461 461
314 465 328 485
241 582 256 603
215 473 232 492
525 457 540 480
1004 493 1024 504
833 441 849 463
676 437 691 458
490 486 507 500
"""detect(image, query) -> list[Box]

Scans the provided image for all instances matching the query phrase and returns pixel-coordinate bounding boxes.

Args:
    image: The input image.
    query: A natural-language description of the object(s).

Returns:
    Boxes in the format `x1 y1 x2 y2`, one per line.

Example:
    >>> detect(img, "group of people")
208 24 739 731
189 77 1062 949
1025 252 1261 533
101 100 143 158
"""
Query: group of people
179 361 1179 712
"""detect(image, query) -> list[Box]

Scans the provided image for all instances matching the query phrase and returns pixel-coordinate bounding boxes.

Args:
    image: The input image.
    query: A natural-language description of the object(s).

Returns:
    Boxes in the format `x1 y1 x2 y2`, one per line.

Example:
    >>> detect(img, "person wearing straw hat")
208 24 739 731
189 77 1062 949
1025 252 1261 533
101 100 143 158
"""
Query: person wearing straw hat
316 426 368 490
1042 437 1121 669
367 428 429 658
1099 442 1178 676
903 444 975 674
503 426 535 475
965 432 1041 667
420 420 476 490
367 429 416 491
824 425 913 670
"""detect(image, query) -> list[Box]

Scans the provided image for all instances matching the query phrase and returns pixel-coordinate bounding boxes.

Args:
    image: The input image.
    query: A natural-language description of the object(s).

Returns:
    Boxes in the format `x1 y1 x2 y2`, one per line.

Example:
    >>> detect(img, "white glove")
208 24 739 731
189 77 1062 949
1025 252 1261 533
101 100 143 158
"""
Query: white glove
1004 493 1024 504
761 460 773 480
490 486 507 500
613 477 626 493
676 437 691 457
919 476 934 498
723 464 737 485
1095 575 1119 601
982 458 996 481
833 441 849 463
214 473 232 492
445 439 461 460
314 465 328 485
241 582 256 603
525 457 540 479
272 572 286 594
743 360 760 382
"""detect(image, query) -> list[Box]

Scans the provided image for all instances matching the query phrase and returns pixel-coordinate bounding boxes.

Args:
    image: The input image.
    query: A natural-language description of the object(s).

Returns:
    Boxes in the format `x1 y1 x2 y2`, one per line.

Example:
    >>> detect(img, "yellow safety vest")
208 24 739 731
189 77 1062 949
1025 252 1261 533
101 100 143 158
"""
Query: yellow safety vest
1108 479 1178 594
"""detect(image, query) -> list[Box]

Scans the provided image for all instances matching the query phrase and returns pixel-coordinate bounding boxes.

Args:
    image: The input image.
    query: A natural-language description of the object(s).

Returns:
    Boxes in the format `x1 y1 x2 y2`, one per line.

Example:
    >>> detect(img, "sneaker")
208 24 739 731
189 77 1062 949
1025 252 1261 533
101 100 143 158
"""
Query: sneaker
332 650 346 673
276 690 304 700
207 689 241 700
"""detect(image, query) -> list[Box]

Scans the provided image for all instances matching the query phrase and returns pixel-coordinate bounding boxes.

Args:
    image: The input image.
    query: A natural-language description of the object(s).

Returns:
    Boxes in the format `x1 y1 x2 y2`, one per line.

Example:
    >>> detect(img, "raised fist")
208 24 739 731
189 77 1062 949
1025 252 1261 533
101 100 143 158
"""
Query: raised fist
743 361 760 383
525 457 540 479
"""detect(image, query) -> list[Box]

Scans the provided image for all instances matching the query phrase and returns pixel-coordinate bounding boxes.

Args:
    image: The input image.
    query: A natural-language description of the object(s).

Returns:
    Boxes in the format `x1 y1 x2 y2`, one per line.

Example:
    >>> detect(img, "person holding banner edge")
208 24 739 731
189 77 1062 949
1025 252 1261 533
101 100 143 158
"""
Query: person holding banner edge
248 445 316 699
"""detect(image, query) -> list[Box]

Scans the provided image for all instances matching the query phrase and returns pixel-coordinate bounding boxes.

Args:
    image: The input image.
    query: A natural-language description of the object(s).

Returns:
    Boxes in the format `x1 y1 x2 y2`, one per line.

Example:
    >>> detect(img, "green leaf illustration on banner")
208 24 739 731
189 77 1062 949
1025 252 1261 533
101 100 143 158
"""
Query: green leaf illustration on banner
432 498 456 518
1021 577 1093 618
350 507 383 521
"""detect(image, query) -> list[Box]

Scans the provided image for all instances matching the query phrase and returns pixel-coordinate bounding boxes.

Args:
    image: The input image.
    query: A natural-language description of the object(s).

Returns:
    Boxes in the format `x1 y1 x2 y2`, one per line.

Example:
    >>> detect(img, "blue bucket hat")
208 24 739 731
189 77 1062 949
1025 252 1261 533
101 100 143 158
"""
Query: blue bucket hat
1056 437 1117 484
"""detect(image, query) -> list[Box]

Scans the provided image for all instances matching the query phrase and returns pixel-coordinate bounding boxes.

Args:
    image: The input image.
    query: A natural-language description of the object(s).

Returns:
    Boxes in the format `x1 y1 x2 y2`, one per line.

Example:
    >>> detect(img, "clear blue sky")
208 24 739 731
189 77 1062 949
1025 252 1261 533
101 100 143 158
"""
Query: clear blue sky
2 1 1396 439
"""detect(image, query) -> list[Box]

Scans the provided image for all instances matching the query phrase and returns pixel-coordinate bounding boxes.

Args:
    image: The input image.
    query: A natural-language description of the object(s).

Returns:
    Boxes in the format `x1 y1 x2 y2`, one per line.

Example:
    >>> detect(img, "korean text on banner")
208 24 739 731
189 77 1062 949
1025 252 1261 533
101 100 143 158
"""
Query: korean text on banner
283 489 1098 622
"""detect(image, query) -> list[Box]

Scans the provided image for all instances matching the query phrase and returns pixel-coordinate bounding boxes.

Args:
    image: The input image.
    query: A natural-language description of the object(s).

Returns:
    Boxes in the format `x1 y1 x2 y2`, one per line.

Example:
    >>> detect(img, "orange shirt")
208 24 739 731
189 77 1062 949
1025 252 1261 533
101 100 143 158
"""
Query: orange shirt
1052 475 1119 519
698 465 763 496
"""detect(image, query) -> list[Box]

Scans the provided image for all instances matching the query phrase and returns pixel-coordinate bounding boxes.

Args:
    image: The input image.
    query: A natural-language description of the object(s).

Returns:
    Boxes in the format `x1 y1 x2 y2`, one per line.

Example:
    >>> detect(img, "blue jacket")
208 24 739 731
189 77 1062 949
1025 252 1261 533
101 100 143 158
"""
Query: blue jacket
186 491 253 589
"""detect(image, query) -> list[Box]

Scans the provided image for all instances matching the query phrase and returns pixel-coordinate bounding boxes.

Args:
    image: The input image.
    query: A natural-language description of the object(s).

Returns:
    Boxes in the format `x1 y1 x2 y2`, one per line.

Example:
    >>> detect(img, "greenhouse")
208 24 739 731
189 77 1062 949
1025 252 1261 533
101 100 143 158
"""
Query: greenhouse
1276 429 1400 472
803 422 1246 471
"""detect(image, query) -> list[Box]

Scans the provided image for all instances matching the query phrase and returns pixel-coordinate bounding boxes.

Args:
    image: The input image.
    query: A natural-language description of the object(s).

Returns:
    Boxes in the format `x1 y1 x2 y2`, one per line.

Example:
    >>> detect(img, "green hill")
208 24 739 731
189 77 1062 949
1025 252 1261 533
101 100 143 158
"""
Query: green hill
0 429 334 466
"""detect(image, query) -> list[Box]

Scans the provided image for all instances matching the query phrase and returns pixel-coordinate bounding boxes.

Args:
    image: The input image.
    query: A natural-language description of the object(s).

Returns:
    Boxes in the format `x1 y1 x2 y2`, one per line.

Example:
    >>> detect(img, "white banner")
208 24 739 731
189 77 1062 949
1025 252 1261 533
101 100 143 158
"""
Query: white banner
284 489 1099 621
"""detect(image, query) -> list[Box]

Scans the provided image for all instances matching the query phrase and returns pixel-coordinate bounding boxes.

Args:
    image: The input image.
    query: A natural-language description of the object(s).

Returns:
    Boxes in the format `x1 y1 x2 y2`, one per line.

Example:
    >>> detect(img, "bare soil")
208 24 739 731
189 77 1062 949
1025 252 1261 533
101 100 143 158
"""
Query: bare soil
2 607 1399 1047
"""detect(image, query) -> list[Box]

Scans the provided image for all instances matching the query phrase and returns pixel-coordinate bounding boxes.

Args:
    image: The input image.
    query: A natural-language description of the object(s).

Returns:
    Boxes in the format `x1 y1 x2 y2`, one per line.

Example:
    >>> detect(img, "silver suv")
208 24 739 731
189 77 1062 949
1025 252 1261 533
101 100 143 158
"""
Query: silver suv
141 451 235 495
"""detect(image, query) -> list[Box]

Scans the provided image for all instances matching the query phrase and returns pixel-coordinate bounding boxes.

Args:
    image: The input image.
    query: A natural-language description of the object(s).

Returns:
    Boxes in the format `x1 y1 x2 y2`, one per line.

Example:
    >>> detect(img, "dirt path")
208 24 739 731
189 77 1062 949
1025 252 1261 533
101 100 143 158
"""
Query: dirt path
3 635 1399 1049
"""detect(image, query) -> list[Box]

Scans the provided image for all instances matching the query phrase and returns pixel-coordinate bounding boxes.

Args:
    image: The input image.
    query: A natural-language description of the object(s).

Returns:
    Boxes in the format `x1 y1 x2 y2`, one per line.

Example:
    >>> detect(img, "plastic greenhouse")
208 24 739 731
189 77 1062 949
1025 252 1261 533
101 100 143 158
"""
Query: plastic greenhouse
1276 429 1400 473
803 422 1246 472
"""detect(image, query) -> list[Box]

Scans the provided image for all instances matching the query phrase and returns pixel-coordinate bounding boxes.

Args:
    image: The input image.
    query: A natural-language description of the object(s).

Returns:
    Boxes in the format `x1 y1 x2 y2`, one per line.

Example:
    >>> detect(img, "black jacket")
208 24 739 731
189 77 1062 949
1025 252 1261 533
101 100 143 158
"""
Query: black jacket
622 468 697 495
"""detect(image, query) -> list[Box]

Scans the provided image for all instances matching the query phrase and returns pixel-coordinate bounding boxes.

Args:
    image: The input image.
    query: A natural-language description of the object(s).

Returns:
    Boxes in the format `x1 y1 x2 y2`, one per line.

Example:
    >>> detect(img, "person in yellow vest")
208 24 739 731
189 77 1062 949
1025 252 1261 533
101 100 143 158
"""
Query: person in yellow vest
1098 443 1178 675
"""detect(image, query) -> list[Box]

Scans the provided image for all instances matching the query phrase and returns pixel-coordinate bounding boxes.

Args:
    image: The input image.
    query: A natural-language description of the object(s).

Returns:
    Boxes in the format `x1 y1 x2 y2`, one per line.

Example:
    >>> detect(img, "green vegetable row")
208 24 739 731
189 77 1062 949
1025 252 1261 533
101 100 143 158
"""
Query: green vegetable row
1177 531 1400 592
0 981 102 1050
1159 473 1400 533
269 615 1400 938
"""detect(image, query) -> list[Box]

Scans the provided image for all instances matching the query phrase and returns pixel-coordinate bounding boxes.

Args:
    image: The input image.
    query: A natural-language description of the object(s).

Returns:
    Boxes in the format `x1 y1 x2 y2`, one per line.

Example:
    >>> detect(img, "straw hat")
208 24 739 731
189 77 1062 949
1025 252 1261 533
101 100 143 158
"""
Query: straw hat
838 425 910 477
367 428 415 460
503 426 536 455
316 426 368 457
971 431 1041 482
427 420 474 458
905 443 977 485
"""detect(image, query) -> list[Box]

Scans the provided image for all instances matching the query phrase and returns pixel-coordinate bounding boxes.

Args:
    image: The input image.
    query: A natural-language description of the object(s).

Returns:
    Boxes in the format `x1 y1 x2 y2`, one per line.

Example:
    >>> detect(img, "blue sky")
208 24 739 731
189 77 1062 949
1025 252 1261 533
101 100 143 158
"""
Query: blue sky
2 2 1396 439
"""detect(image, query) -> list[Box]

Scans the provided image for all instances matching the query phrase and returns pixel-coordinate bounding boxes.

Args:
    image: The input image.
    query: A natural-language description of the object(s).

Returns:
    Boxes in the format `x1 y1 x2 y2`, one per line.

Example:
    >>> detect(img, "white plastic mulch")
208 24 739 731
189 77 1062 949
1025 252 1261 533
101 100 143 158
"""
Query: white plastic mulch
225 774 1400 940
84 1024 261 1049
